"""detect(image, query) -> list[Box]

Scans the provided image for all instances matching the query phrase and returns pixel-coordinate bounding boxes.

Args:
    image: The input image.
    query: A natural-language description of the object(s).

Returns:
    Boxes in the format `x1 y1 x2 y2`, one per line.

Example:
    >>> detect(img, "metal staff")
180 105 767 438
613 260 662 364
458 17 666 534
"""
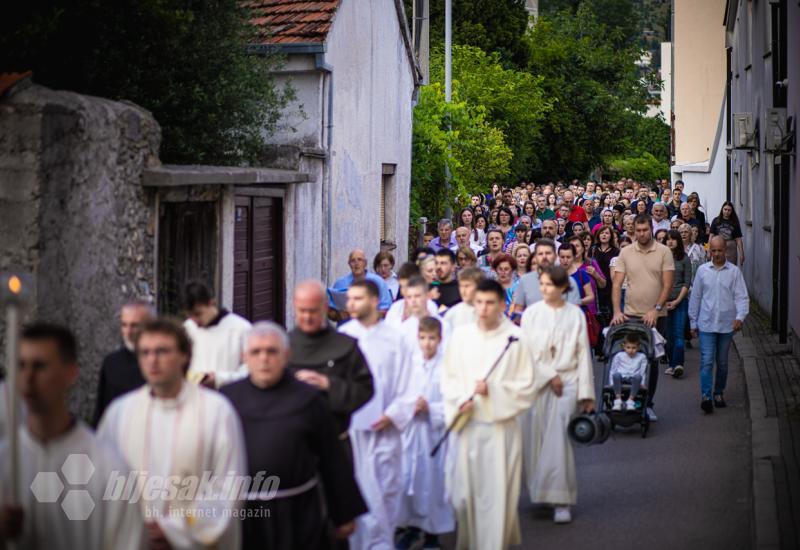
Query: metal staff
430 335 519 457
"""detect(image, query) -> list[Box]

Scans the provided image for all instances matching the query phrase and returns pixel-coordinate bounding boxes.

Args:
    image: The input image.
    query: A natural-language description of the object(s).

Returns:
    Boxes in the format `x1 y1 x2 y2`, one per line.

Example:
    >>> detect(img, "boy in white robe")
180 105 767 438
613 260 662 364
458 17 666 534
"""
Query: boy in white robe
98 318 246 549
386 264 440 329
0 323 142 550
443 267 484 331
400 276 446 357
396 317 454 549
520 265 595 524
340 280 414 550
441 279 537 550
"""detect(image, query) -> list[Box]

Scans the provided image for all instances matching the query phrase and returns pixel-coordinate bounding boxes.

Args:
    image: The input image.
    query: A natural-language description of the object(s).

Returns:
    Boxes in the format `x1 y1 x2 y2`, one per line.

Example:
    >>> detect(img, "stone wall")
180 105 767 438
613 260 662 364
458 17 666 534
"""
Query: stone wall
0 82 160 420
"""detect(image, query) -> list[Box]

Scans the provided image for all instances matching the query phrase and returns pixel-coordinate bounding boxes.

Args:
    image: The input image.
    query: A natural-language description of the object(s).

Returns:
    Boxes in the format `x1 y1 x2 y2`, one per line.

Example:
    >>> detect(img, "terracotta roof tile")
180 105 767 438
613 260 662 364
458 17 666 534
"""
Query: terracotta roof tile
245 0 341 45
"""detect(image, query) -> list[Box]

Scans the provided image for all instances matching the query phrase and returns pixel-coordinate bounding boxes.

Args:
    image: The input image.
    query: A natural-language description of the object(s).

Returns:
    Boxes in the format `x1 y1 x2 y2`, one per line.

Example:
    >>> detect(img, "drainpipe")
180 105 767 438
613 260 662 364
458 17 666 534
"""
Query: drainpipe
315 53 334 283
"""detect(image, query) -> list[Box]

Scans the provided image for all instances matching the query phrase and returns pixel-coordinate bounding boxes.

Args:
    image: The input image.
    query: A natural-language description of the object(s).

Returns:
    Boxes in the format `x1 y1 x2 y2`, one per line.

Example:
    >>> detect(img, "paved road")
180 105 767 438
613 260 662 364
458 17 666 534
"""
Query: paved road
442 344 752 549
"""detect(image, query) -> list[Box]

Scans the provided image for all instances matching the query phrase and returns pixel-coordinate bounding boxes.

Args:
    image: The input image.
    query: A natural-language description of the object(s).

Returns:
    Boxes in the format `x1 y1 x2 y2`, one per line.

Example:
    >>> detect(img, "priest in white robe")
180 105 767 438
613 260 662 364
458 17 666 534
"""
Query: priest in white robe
520 265 595 524
0 323 142 550
441 279 537 550
340 280 415 550
98 318 246 549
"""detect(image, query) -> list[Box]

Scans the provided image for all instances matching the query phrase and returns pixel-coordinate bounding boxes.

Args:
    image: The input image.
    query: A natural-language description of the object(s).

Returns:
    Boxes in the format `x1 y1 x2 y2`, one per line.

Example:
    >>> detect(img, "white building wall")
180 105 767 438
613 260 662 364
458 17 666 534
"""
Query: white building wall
671 99 727 225
325 0 414 282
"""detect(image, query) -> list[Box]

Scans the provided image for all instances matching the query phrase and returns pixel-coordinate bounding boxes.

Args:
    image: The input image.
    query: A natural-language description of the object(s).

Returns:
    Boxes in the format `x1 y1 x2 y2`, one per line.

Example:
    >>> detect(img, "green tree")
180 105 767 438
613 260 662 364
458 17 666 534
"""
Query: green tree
526 5 649 179
606 152 669 181
429 44 552 182
541 0 642 47
411 84 512 219
406 0 532 68
1 0 294 165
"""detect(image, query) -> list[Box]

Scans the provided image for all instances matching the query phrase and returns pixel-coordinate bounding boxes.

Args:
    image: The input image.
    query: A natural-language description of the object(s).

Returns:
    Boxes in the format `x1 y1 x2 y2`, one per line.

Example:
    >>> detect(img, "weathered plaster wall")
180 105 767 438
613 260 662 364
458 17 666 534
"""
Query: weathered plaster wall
0 83 159 420
325 0 414 280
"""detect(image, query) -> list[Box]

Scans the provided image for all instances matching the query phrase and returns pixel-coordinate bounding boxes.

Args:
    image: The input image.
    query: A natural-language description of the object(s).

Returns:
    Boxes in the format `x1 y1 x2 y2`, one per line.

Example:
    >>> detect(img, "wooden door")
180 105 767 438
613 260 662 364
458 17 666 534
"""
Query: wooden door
234 195 284 324
158 201 218 315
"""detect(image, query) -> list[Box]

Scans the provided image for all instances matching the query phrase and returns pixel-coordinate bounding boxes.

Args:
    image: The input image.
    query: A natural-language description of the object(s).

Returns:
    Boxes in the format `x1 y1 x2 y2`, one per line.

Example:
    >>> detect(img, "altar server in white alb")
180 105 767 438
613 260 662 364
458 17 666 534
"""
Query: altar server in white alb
98 318 247 550
385 263 440 329
182 281 252 387
395 316 455 550
441 279 537 550
0 323 142 550
442 267 484 331
400 275 446 356
340 280 415 550
520 265 595 524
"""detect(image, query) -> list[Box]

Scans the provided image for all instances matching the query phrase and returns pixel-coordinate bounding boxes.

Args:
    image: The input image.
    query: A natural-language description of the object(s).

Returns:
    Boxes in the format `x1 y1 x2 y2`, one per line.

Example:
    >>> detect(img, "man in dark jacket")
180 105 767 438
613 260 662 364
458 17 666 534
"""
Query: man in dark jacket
92 301 152 426
289 280 374 438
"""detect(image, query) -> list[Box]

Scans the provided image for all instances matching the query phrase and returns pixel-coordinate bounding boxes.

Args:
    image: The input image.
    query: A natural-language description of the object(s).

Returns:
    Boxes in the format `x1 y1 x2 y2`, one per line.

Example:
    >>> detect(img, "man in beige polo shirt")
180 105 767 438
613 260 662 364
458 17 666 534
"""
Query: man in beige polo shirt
611 213 675 421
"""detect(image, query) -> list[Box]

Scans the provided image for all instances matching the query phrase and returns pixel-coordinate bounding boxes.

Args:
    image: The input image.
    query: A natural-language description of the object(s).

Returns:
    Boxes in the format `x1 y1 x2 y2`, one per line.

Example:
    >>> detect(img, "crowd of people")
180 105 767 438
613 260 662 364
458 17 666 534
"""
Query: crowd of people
0 177 751 550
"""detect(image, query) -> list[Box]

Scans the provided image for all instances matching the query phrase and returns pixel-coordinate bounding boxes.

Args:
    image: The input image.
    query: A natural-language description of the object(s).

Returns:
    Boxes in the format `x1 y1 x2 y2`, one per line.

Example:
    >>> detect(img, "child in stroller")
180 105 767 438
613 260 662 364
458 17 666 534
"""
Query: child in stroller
609 332 647 411
601 322 657 437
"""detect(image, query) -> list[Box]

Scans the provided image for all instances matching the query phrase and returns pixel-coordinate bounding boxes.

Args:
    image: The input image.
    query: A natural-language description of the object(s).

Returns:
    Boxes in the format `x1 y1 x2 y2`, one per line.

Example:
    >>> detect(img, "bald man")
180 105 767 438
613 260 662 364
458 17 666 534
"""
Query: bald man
331 249 393 312
289 280 374 439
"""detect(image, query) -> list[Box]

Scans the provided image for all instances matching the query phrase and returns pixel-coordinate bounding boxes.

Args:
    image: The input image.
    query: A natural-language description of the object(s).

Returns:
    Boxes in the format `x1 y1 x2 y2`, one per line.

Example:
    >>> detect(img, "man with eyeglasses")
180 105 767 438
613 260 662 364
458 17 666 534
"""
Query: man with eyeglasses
99 318 246 549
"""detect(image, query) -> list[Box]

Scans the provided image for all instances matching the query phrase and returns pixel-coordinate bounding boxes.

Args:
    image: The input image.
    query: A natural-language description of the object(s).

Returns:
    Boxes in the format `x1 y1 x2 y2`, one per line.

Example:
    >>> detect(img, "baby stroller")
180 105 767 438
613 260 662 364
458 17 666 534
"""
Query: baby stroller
600 322 657 438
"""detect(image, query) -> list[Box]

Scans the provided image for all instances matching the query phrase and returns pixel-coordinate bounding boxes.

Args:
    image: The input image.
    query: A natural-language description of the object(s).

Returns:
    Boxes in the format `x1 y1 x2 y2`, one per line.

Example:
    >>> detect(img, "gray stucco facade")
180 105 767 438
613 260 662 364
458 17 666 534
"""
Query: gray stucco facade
261 0 419 323
725 0 799 347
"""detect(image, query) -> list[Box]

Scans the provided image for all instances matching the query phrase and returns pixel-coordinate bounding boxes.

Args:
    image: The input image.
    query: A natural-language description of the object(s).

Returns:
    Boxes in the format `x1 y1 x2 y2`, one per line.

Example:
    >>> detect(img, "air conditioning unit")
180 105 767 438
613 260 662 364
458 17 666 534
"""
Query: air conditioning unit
765 108 791 153
732 113 757 149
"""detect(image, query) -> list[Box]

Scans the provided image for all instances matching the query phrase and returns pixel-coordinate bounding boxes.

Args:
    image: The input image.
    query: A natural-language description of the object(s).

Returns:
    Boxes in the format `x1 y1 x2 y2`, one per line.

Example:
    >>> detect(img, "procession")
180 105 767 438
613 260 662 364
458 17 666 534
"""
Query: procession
2 0 799 548
0 175 757 550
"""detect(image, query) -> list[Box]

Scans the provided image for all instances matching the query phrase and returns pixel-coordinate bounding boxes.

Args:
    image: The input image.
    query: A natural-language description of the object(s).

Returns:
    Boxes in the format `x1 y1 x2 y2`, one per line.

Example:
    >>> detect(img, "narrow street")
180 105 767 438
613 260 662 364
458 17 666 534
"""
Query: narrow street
522 345 752 549
442 343 752 549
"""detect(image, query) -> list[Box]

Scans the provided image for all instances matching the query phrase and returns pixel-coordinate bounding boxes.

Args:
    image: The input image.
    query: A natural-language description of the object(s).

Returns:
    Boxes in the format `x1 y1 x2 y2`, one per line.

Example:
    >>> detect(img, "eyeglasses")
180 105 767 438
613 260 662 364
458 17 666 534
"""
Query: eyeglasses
137 347 178 358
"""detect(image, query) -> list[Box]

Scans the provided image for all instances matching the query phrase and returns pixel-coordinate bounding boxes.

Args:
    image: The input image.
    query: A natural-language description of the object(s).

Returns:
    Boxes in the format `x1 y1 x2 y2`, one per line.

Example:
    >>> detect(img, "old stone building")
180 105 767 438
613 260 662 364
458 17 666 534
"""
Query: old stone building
0 78 311 419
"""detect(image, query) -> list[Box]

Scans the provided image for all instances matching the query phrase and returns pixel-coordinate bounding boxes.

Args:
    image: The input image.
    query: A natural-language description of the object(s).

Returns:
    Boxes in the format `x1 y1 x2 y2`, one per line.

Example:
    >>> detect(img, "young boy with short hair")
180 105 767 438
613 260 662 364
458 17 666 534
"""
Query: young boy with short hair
609 332 648 411
396 317 454 549
443 267 484 330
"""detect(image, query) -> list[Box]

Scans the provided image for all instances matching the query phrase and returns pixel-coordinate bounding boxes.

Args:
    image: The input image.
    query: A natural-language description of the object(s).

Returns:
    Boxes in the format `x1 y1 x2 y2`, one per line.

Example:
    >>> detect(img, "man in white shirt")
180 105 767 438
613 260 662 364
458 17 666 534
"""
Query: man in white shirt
98 318 246 549
651 203 671 233
182 281 252 388
455 226 482 256
0 323 142 550
689 236 749 413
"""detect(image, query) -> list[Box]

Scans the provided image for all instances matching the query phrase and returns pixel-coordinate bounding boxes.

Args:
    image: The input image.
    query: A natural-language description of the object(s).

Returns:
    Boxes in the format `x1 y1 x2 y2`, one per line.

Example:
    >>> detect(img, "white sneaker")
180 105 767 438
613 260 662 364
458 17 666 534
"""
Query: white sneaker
612 398 623 411
554 506 572 523
664 367 674 376
625 399 636 410
647 407 658 422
